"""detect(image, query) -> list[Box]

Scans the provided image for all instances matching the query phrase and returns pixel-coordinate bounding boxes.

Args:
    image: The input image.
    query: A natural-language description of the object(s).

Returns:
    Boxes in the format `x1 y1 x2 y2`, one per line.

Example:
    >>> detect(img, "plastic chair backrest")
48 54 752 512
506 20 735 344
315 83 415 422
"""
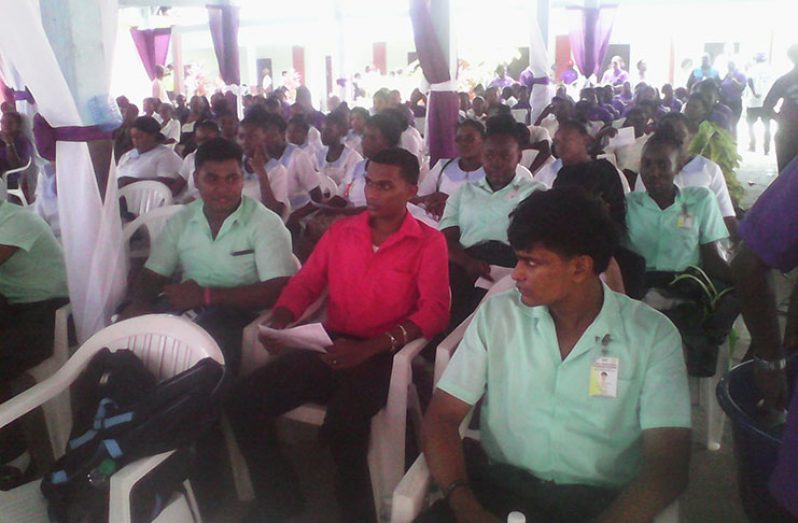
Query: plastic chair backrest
2 156 33 205
319 175 338 201
119 181 173 217
122 204 183 243
520 149 539 170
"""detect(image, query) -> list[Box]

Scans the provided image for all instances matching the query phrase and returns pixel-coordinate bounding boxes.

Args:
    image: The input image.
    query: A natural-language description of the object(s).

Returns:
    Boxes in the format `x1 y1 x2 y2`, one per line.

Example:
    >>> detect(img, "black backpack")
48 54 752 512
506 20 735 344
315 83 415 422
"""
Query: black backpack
40 348 226 523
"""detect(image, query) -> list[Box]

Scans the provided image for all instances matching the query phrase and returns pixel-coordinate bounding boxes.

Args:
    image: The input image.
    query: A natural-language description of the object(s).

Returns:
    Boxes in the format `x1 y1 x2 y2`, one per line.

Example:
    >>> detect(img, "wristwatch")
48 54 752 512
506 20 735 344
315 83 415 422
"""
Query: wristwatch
753 356 787 371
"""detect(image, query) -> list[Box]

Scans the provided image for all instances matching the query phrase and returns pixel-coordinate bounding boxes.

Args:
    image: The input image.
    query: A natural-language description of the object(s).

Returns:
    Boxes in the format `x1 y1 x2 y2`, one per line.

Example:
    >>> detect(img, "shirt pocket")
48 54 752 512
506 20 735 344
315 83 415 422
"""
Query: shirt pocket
378 267 418 308
226 248 259 285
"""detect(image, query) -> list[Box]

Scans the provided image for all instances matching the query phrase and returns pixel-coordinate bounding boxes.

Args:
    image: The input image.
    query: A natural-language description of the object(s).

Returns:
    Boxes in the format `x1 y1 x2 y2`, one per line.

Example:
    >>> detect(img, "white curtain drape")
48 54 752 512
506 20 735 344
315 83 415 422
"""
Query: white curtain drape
0 0 127 342
528 16 554 125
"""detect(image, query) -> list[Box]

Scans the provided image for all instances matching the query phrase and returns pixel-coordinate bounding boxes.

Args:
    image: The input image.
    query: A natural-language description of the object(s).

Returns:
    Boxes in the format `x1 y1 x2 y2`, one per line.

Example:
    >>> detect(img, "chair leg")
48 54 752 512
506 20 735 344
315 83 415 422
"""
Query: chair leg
705 340 730 451
408 385 423 452
221 415 255 501
183 479 203 523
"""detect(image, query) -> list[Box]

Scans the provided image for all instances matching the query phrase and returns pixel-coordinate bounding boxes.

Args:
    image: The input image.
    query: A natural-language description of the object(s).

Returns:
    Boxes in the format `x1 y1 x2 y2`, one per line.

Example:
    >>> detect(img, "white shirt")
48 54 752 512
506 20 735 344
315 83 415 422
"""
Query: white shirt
634 155 735 218
610 134 650 174
747 62 773 109
535 158 630 193
266 143 320 210
161 118 181 150
117 145 183 181
400 126 424 164
419 158 487 197
343 130 363 155
315 145 363 187
527 125 552 144
338 159 368 207
242 163 289 210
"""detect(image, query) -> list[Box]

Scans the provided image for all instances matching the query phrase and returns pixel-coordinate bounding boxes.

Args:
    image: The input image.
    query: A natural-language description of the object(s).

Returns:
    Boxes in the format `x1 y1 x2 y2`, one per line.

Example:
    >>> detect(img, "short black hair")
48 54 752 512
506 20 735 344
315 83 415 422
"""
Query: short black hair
557 119 590 136
195 137 243 171
325 110 348 130
485 113 522 145
381 107 410 132
195 119 221 133
287 114 310 133
241 108 287 133
131 116 162 135
508 186 619 274
369 147 420 185
365 113 402 147
350 107 370 121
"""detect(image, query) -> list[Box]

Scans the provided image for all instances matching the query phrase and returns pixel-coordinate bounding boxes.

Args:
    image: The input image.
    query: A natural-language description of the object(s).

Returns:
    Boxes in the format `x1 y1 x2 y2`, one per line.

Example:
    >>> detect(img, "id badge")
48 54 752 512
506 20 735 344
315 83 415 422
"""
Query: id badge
589 357 619 398
676 213 694 229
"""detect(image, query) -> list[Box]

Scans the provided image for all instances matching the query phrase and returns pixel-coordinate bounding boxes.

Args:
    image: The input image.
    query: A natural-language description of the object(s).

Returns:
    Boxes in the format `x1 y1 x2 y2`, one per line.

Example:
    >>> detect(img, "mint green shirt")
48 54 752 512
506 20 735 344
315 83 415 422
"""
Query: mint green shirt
145 196 296 287
625 186 728 272
439 173 546 248
437 285 691 488
0 201 69 304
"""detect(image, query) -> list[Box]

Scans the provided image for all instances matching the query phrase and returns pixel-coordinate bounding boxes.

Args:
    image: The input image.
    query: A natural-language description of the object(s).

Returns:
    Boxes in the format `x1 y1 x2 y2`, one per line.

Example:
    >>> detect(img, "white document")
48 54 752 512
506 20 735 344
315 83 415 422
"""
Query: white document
475 265 515 290
258 323 332 353
607 126 636 149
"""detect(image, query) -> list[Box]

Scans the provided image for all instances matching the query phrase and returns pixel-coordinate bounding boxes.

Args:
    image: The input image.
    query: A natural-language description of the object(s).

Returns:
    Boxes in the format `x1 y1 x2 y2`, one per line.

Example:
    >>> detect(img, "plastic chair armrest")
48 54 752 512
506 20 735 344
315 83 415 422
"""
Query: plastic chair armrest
391 453 432 523
109 450 175 523
434 312 476 386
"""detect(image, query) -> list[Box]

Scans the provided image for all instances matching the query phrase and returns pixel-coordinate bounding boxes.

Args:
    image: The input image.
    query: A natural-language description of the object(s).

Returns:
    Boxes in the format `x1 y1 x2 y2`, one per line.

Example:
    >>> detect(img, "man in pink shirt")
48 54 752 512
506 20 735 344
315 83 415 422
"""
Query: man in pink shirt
227 148 450 523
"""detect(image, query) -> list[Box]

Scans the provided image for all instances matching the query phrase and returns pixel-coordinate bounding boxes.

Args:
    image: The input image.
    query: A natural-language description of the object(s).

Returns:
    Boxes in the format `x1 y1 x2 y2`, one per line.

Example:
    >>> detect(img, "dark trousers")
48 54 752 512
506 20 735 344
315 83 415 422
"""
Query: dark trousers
449 242 516 330
417 440 619 523
192 305 257 376
776 130 798 174
226 348 394 522
0 297 68 462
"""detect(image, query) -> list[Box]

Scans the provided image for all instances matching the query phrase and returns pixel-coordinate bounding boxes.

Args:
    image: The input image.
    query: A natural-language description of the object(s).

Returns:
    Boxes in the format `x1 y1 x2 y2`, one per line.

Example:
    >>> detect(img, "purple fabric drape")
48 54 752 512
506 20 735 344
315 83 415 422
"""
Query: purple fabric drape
207 5 241 86
130 27 172 81
409 0 458 166
568 5 618 80
33 114 112 162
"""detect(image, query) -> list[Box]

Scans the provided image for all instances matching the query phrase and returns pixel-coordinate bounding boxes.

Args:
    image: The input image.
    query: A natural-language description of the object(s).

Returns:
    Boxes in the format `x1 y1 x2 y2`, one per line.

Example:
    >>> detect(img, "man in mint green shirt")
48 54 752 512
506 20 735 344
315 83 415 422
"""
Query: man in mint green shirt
120 138 296 373
0 198 69 480
440 114 545 327
421 188 691 523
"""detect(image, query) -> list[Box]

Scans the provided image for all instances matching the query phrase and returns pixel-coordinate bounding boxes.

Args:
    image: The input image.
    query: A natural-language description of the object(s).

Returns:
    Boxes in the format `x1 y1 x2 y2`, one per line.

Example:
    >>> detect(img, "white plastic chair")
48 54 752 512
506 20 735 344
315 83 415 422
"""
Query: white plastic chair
318 174 338 202
225 298 427 521
520 149 539 171
123 205 184 260
641 289 732 451
0 314 224 523
2 157 33 206
23 303 73 459
119 181 173 217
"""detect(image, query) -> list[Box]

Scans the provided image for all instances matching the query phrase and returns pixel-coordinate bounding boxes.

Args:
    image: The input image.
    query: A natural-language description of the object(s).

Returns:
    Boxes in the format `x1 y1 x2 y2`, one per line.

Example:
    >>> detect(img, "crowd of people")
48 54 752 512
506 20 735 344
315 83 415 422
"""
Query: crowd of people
2 43 798 523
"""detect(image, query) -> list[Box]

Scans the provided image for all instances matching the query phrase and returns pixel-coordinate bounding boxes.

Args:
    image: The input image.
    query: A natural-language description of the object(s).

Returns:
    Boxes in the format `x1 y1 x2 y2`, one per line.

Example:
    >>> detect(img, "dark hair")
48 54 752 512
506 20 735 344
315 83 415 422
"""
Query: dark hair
456 118 485 137
195 137 243 171
556 119 590 136
287 114 310 133
131 116 162 136
508 186 619 274
325 111 349 130
381 107 410 132
241 108 287 133
195 119 221 134
644 127 684 152
485 113 522 144
350 107 370 122
365 113 402 147
370 147 420 185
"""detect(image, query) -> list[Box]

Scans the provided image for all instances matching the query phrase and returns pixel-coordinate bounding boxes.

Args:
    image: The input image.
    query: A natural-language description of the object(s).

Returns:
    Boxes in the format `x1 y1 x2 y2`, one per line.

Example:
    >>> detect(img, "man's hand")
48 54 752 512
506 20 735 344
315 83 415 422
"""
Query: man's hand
163 280 204 312
258 307 295 355
248 145 270 178
463 256 491 283
754 366 788 415
320 337 382 370
425 192 449 220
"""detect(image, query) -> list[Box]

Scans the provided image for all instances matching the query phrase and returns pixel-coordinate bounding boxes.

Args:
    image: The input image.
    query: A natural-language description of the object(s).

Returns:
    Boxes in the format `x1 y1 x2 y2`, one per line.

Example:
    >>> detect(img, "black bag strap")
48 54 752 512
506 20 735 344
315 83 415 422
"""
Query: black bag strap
436 158 459 192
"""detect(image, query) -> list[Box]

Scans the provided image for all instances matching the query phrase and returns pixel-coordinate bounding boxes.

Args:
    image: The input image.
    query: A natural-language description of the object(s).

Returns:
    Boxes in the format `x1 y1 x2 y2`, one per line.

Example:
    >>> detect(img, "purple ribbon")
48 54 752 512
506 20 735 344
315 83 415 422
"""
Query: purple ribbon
33 114 113 162
529 76 550 87
13 88 35 104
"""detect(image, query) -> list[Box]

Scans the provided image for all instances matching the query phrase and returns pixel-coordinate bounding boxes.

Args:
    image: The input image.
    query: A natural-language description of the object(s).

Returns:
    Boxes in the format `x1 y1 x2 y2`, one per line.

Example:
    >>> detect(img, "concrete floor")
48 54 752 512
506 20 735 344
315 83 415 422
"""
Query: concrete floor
208 135 783 523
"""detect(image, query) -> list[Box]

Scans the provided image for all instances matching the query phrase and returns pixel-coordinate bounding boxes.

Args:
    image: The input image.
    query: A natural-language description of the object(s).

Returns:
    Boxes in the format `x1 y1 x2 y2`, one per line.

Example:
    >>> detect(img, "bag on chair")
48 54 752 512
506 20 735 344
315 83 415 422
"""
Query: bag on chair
40 348 226 523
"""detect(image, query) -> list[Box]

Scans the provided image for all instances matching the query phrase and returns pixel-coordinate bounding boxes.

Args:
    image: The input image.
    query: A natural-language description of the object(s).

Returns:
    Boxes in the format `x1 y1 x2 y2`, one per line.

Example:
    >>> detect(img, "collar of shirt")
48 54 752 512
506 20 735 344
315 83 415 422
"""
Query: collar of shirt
342 210 423 251
473 172 526 195
642 185 684 212
522 283 624 364
187 196 250 240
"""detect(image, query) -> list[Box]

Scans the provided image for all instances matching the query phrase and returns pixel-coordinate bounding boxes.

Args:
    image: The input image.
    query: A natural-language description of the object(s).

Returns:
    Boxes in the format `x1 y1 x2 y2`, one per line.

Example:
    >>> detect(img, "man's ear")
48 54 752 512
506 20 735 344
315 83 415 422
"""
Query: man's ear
571 254 596 283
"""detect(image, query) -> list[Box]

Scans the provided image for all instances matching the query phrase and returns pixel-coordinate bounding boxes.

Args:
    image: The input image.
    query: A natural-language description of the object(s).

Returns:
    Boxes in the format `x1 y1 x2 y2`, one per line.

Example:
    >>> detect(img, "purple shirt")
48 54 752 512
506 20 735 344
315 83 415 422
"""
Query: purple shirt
0 135 32 173
588 106 614 125
661 98 683 114
601 68 630 86
738 157 798 272
710 103 734 133
488 75 516 89
720 71 747 102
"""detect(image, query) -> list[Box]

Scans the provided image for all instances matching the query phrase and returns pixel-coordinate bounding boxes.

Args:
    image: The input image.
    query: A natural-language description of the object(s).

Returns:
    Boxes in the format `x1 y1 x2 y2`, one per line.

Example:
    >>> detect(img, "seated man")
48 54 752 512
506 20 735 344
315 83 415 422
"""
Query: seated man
0 193 69 485
226 148 450 523
117 116 185 197
626 130 734 376
119 138 296 373
237 110 289 216
421 187 691 523
440 114 546 327
261 112 322 212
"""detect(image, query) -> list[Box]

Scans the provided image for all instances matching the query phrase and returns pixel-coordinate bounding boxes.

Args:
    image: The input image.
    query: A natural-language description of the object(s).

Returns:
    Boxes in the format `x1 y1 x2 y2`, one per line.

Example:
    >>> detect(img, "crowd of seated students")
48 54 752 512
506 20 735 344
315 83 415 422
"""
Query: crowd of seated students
3 46 798 522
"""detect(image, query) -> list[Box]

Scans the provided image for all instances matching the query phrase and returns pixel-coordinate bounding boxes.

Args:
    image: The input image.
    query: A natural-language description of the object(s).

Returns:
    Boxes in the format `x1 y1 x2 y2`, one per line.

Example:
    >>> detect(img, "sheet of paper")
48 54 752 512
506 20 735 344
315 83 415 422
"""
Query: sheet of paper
258 323 332 353
475 265 515 290
607 126 636 148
